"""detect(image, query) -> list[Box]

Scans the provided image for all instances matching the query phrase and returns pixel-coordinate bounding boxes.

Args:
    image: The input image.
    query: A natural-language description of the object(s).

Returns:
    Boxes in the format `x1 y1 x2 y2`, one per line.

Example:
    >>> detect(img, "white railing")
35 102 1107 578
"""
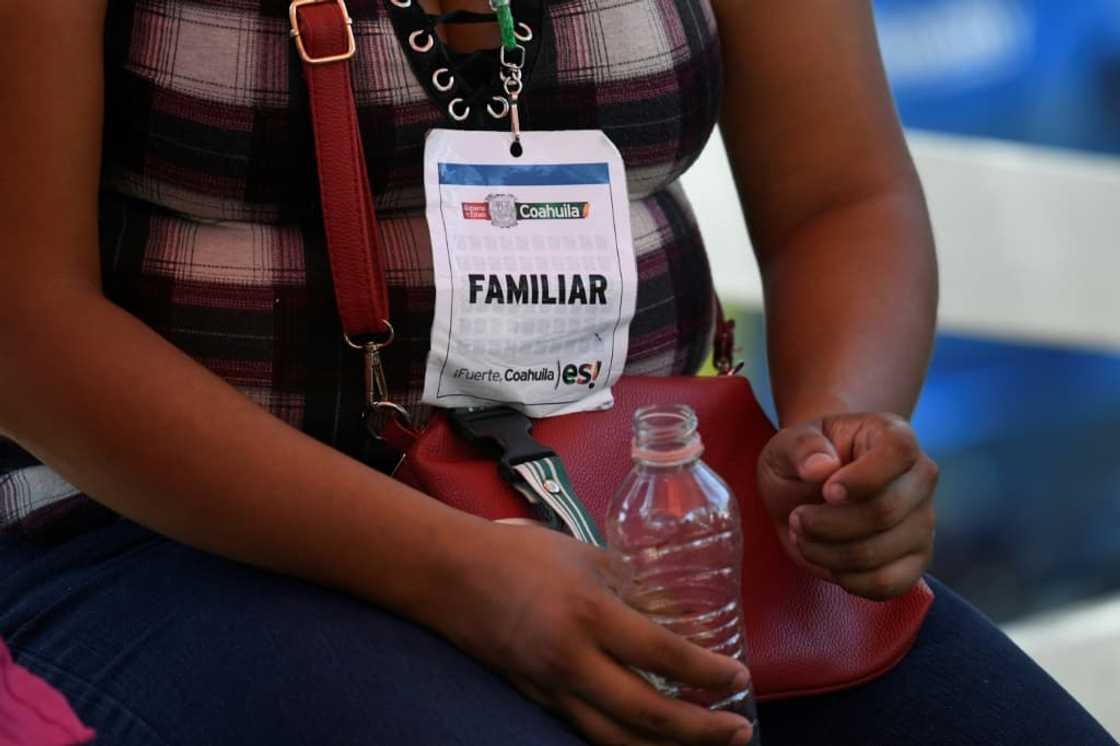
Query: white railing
1006 594 1120 738
684 130 1120 351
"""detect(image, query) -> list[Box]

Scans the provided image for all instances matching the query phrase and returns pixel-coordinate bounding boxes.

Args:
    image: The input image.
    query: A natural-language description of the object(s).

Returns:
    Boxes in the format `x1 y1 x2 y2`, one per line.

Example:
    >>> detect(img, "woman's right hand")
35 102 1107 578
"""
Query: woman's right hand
434 522 755 746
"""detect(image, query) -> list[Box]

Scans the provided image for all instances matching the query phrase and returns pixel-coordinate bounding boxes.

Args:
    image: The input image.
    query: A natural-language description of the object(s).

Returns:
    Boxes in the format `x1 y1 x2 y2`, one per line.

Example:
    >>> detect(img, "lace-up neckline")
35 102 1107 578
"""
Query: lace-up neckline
384 0 546 130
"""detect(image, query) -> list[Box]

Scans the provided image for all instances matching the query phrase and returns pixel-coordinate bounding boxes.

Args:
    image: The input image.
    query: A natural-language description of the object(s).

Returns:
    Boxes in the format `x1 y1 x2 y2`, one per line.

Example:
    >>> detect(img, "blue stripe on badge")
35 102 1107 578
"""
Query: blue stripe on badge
438 163 611 186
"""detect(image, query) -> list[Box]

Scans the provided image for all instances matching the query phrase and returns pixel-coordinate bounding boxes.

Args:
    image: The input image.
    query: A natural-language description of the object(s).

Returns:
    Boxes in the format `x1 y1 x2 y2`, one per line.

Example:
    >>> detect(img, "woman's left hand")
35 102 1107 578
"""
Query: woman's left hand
756 413 939 601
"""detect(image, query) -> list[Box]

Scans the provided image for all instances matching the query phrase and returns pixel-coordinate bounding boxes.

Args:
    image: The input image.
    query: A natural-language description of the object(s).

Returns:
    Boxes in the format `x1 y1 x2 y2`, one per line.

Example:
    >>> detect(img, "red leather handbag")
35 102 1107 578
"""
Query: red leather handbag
290 0 933 702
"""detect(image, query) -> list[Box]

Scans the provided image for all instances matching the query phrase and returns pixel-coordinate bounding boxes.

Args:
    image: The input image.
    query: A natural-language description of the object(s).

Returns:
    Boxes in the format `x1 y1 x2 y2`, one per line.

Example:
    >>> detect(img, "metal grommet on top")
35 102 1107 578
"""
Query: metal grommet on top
388 0 411 7
409 29 434 52
432 67 455 92
514 22 533 42
487 96 510 119
448 98 471 121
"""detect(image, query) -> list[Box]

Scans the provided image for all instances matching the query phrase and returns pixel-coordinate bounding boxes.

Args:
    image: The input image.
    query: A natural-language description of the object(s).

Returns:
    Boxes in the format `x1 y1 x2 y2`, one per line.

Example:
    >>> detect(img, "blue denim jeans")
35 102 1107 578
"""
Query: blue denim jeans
1 503 1114 745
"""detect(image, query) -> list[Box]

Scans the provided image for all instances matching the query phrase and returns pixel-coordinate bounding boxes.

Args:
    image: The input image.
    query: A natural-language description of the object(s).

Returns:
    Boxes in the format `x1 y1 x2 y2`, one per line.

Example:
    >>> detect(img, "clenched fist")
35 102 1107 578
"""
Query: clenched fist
757 413 938 601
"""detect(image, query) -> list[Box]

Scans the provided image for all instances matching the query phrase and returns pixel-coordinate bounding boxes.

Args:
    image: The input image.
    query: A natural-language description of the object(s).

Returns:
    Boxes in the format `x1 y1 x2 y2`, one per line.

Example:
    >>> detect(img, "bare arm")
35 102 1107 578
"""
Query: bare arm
713 0 937 425
712 1 940 601
0 2 497 623
0 4 752 743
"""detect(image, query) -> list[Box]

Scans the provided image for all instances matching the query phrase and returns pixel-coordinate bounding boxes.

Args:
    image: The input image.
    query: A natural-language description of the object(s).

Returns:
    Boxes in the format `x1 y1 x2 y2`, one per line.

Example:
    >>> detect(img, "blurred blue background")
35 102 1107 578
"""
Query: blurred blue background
875 0 1120 155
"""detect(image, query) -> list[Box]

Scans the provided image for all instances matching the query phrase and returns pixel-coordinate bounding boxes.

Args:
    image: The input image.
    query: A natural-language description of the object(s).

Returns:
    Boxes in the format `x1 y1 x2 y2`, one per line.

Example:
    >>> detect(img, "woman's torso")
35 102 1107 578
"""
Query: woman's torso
0 0 723 524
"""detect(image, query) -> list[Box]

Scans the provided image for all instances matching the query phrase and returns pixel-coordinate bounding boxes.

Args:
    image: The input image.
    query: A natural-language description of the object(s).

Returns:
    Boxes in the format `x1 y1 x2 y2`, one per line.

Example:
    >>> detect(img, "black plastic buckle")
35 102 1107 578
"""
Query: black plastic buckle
448 407 555 481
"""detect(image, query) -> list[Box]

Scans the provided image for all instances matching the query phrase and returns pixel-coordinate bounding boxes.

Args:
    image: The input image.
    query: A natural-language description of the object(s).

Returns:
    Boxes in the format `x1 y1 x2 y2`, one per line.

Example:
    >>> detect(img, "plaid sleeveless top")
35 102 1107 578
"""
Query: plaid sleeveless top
1 0 723 525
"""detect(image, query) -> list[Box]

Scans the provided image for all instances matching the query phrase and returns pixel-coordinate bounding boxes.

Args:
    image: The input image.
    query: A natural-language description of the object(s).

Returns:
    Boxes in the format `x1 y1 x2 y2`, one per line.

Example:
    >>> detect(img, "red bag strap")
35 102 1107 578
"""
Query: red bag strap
291 0 391 344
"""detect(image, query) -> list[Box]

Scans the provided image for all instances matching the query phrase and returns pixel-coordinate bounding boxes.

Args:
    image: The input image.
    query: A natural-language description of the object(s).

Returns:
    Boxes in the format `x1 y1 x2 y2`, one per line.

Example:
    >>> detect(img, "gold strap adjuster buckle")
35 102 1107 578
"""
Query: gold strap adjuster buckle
289 0 357 65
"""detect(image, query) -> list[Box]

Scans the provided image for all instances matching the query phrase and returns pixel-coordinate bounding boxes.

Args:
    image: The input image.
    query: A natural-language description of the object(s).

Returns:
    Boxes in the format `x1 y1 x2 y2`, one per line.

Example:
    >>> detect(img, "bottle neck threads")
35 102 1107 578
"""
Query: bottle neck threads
631 404 704 466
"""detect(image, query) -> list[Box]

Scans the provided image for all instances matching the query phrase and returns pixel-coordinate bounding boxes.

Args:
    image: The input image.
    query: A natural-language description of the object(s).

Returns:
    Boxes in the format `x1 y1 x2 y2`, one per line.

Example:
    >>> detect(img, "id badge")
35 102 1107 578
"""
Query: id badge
421 130 637 417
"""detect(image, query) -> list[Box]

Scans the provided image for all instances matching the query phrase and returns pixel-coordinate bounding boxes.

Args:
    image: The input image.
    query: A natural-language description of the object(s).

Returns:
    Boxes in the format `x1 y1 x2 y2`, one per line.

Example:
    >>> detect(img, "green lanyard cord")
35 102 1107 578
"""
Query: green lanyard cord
488 0 523 143
490 0 518 50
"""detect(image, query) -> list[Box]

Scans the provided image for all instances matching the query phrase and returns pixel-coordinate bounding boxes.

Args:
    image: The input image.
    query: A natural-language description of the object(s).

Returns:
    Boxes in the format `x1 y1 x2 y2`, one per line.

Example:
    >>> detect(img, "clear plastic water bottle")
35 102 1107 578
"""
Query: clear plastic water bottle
606 404 760 743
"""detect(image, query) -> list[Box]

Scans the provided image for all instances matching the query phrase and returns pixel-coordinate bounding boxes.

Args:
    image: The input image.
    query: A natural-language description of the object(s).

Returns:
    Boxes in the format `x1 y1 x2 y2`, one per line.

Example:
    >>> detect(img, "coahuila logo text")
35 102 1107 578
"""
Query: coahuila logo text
462 193 591 228
451 360 604 389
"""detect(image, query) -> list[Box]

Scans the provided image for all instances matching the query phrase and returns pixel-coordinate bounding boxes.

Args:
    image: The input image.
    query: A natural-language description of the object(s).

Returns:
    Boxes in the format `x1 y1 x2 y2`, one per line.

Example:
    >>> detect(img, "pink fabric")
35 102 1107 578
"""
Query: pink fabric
0 638 94 746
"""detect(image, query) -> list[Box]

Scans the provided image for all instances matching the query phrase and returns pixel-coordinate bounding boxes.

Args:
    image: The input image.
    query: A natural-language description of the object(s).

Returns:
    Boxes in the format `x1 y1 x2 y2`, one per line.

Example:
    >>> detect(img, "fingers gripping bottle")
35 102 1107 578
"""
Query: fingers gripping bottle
606 405 761 743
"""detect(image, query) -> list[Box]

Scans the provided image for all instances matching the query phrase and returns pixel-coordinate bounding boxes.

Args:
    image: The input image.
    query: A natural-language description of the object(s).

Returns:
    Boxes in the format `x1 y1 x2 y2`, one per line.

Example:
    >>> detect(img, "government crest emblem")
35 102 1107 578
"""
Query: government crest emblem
486 193 518 229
